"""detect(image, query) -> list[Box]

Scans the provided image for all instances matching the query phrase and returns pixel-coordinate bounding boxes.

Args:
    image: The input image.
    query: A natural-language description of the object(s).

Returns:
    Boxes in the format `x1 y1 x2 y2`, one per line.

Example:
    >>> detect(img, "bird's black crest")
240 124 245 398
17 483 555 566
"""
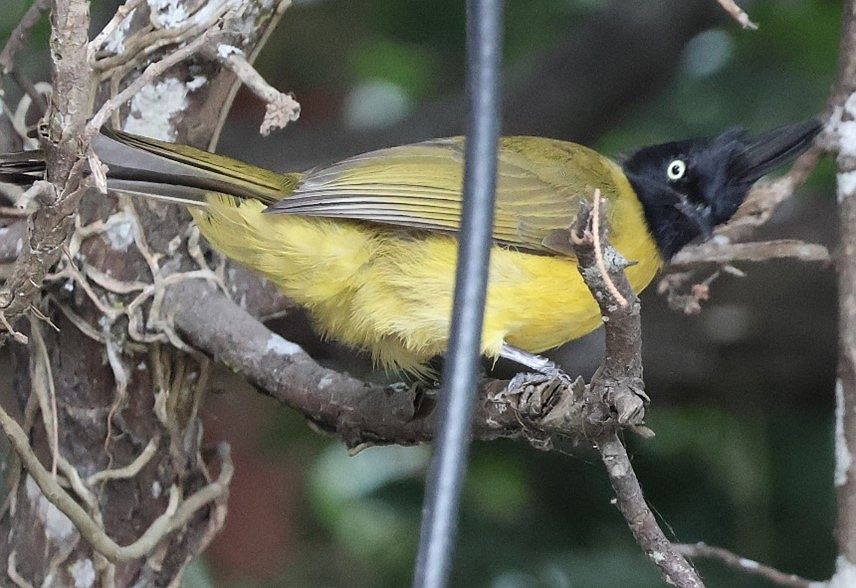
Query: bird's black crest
621 119 821 260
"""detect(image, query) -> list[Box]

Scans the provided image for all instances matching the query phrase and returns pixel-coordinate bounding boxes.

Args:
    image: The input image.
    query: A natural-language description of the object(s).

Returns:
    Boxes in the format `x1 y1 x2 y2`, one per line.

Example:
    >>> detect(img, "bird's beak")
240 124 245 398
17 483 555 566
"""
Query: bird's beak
731 118 821 183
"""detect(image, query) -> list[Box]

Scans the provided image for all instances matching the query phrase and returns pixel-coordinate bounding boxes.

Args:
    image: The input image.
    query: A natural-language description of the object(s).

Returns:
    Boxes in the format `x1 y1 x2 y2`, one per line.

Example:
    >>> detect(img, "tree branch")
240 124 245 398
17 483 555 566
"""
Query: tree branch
826 0 856 583
569 199 701 587
669 239 830 267
0 0 93 341
674 542 819 588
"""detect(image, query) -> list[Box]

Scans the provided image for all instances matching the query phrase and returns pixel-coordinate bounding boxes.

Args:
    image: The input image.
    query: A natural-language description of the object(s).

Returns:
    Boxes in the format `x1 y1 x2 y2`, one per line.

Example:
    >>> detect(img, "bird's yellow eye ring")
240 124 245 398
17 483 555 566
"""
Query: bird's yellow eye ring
667 159 686 181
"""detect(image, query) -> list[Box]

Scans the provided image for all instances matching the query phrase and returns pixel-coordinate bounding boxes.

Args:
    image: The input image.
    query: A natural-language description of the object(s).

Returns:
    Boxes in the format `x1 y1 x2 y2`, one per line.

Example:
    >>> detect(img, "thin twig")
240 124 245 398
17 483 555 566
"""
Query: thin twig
674 542 818 588
28 316 59 478
716 0 758 30
0 207 29 218
591 190 628 307
826 0 856 578
0 312 26 343
205 42 300 135
600 436 703 588
87 437 159 485
0 0 50 74
569 204 701 586
6 551 33 588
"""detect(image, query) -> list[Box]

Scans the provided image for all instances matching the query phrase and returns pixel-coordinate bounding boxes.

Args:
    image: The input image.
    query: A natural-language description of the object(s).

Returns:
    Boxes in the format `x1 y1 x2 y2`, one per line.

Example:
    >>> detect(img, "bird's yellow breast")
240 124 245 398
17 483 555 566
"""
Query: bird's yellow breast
192 169 661 375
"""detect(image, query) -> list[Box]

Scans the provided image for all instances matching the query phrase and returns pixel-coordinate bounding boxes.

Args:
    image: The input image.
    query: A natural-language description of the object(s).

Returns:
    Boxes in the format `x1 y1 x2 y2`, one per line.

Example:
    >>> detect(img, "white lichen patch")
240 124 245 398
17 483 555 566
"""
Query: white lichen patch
838 171 856 203
830 95 856 162
152 480 162 498
123 77 207 141
266 334 302 357
25 475 76 543
147 0 189 29
317 374 334 390
829 556 856 588
104 8 136 54
737 557 760 570
103 211 134 251
217 44 243 59
836 379 853 487
69 558 96 588
186 75 207 91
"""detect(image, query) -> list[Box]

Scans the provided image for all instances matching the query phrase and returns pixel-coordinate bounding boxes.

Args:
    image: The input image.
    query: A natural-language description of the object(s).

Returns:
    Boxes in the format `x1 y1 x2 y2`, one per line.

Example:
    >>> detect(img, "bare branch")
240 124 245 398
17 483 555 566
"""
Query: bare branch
826 2 856 585
570 190 628 307
824 0 856 584
88 0 145 60
0 0 93 342
85 437 159 486
674 542 819 588
669 239 831 267
599 437 702 588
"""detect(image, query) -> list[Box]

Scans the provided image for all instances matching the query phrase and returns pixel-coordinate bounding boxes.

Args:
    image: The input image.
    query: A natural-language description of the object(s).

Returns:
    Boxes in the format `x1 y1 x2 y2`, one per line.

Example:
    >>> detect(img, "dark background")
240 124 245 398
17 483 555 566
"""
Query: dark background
0 0 841 586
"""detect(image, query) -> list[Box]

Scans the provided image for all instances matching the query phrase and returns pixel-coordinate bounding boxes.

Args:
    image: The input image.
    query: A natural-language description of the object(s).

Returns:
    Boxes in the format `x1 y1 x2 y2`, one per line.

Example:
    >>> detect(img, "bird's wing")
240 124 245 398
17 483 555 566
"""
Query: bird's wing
267 136 628 255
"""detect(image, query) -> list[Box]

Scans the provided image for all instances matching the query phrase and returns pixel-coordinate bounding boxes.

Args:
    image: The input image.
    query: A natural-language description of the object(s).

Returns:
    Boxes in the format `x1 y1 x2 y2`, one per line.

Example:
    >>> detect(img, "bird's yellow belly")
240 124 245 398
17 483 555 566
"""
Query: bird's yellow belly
193 197 661 374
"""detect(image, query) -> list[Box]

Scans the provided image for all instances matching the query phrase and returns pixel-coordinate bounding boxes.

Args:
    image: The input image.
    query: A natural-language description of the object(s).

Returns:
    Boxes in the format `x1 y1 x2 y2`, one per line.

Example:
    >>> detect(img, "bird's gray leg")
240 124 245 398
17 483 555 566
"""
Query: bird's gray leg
499 343 571 418
500 343 572 389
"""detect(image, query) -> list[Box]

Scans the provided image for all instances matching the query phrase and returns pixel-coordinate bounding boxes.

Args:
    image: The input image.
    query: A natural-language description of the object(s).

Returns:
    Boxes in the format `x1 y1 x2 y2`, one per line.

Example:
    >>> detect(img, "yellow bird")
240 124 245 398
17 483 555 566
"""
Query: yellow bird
0 120 819 377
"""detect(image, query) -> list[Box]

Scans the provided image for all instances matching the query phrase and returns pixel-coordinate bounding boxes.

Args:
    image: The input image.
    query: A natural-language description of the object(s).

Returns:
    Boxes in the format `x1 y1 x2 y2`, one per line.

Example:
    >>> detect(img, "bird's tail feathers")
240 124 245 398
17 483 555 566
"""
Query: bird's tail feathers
0 149 46 187
0 129 299 206
95 129 298 206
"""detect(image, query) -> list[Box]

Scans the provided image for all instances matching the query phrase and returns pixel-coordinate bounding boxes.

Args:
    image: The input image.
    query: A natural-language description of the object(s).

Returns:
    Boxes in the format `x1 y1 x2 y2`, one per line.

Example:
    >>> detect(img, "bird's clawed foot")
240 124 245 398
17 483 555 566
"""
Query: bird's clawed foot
502 369 571 419
496 343 576 418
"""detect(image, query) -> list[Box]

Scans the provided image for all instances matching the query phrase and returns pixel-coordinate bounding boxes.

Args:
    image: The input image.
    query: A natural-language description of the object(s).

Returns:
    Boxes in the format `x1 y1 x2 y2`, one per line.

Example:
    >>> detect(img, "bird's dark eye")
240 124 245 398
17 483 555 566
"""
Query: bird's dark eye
666 159 686 181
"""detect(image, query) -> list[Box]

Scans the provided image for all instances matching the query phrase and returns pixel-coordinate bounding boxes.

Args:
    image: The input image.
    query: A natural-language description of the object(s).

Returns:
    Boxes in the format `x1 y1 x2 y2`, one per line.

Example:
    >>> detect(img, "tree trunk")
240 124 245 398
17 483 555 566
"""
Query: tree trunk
0 1 289 584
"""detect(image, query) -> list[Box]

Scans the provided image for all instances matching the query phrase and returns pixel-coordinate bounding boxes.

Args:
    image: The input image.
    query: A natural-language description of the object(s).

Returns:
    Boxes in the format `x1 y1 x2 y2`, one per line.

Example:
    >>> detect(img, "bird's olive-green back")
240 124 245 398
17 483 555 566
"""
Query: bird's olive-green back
274 136 635 254
107 130 639 256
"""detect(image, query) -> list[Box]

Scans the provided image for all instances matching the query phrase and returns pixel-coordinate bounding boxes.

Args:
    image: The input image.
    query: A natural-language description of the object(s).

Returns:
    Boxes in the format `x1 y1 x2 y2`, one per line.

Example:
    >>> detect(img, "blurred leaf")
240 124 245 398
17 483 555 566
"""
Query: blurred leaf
308 443 428 524
182 558 216 588
465 454 531 522
352 38 436 97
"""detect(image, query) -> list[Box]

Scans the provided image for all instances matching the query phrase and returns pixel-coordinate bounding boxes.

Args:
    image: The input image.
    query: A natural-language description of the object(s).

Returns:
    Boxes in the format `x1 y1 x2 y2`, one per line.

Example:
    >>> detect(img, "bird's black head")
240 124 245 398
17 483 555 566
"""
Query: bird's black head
621 119 821 260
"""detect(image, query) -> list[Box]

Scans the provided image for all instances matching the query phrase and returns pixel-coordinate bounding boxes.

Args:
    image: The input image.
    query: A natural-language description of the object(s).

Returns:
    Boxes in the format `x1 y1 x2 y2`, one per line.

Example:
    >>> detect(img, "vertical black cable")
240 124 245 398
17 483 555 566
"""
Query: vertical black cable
412 1 503 587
